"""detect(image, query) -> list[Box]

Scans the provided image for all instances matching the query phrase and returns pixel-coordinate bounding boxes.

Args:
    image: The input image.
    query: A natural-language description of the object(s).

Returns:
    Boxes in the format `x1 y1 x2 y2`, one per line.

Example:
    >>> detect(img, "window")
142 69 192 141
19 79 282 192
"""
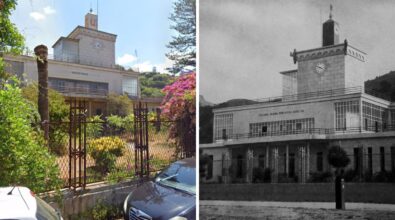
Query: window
368 147 373 174
354 148 360 172
222 129 227 140
317 152 323 172
122 76 138 97
262 126 267 133
236 155 243 178
380 147 385 172
249 118 314 136
362 101 387 132
207 155 213 179
258 154 265 168
214 114 233 140
296 123 302 130
334 100 360 130
289 153 295 177
391 147 395 172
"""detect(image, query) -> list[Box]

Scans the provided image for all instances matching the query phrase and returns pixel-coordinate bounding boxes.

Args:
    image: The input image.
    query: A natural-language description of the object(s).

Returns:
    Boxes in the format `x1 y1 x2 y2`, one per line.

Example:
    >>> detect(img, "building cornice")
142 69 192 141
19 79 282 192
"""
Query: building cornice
68 26 117 42
290 43 366 63
4 54 138 77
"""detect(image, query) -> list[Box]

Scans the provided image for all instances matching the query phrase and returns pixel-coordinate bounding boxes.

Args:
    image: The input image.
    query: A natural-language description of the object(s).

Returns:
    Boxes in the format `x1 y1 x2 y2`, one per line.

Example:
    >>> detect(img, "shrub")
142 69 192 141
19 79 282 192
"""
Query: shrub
107 93 133 116
252 167 271 183
327 146 350 175
88 137 126 173
0 80 61 192
21 83 69 155
308 171 333 183
86 115 104 139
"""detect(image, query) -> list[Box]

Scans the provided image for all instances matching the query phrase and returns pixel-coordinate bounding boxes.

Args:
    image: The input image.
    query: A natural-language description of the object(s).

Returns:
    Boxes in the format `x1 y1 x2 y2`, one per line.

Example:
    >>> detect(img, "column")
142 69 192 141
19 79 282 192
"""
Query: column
265 145 270 168
306 143 310 181
223 150 231 184
246 148 254 183
271 146 279 183
298 146 306 183
285 144 289 177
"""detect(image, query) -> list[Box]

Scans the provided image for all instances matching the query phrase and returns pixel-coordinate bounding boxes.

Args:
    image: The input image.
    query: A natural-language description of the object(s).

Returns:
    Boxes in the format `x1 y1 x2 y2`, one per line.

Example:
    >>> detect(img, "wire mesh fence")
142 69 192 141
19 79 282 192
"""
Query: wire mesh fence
48 119 179 188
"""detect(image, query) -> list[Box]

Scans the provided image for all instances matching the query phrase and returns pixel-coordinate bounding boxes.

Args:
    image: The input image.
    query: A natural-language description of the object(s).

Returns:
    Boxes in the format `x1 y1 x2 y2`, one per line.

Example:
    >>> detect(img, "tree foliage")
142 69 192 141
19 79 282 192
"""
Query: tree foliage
161 73 195 157
0 80 61 192
107 93 133 116
327 146 350 171
21 84 69 155
140 72 175 97
166 0 196 73
0 0 25 86
199 105 213 144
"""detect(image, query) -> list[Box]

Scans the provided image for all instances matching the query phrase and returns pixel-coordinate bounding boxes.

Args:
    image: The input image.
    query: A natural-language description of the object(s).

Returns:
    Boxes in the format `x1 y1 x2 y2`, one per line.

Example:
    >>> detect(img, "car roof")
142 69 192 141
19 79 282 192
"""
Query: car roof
0 186 37 220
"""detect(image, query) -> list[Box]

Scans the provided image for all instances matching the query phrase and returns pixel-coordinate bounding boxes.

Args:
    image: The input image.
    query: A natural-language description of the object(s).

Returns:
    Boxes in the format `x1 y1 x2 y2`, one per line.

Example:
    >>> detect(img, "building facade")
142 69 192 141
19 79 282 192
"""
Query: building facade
201 13 395 184
4 11 139 116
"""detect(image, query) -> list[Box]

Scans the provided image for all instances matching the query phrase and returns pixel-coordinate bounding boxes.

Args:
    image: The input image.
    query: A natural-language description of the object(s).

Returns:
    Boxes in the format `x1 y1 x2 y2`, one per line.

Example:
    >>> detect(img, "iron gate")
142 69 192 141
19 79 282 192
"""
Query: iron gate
133 102 150 179
68 99 87 189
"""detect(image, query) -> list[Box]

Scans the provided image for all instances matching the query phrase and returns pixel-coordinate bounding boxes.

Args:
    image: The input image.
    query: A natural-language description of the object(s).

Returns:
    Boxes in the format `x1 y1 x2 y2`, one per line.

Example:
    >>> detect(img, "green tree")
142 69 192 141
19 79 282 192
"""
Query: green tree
199 105 213 144
166 0 196 73
0 80 61 192
21 84 69 155
327 146 350 176
108 93 133 116
0 0 25 86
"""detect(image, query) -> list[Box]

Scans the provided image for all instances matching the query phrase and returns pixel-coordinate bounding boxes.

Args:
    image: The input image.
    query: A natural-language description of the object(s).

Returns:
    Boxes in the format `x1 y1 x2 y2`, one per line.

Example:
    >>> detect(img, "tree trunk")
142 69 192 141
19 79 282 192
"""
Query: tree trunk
34 45 49 141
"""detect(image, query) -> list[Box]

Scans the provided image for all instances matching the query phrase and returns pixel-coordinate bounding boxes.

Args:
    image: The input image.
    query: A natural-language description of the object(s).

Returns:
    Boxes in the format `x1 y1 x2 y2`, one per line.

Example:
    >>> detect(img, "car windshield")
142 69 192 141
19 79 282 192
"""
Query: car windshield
155 161 196 194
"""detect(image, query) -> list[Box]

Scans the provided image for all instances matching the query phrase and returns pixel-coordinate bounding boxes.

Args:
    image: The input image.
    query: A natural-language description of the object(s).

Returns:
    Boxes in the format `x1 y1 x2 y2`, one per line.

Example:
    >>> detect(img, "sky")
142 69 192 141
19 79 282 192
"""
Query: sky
200 0 395 104
10 0 176 73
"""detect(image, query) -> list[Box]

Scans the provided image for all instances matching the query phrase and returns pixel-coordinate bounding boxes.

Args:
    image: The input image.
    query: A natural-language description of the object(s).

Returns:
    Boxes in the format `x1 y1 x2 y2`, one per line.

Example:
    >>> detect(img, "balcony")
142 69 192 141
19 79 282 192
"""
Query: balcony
214 86 390 109
215 124 395 143
50 85 108 98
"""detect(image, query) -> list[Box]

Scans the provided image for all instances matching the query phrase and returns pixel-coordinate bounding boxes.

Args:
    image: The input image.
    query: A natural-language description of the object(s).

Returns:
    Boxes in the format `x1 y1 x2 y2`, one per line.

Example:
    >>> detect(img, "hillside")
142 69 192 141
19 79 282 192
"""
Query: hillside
365 71 395 101
139 72 175 97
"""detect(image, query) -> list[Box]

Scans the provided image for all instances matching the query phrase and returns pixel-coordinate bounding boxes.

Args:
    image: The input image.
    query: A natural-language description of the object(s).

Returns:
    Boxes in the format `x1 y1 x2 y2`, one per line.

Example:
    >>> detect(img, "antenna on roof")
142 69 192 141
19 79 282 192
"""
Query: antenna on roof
7 186 16 195
97 0 99 28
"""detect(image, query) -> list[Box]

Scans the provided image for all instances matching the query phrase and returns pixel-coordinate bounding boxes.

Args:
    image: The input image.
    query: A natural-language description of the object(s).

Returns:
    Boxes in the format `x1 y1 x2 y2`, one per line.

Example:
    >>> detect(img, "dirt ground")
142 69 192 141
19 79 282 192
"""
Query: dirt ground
200 204 395 220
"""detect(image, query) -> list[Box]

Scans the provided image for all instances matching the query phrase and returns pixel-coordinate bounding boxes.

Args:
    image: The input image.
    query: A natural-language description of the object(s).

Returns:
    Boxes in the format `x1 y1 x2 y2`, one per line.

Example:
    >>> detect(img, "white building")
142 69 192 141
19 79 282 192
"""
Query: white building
4 11 139 116
201 12 395 184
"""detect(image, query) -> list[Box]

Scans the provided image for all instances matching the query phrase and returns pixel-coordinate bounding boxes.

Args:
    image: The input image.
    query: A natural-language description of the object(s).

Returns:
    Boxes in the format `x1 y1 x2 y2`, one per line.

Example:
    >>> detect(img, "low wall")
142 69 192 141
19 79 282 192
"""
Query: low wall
43 179 142 219
200 183 395 204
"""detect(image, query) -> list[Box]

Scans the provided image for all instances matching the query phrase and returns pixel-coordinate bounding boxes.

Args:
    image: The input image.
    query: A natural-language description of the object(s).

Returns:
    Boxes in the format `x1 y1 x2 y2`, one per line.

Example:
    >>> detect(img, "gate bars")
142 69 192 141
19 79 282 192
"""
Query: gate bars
68 99 87 189
134 102 150 179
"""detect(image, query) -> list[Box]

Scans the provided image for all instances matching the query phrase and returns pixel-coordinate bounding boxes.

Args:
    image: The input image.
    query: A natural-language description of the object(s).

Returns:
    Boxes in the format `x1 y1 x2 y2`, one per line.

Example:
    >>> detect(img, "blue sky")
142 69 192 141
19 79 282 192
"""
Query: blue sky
11 0 176 73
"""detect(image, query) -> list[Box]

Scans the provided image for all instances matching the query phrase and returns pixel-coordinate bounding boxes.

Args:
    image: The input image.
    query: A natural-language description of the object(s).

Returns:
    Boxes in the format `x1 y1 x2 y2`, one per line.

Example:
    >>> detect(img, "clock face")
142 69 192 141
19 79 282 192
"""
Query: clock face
94 41 102 49
315 62 326 74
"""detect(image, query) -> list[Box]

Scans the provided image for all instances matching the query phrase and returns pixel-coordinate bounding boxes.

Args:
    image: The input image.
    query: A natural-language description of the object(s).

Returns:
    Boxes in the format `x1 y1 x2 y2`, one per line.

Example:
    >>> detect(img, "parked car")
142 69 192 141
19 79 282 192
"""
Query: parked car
124 158 196 220
0 186 63 220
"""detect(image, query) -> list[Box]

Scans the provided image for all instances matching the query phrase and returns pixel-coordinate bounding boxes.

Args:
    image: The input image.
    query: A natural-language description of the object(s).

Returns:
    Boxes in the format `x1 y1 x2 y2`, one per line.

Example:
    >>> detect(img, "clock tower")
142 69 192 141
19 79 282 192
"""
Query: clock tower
284 5 366 96
322 5 340 47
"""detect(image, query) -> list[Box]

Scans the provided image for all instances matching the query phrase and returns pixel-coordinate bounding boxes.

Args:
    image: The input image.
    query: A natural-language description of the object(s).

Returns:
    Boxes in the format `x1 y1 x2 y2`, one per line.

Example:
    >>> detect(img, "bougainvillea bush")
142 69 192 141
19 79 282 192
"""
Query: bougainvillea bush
161 72 196 158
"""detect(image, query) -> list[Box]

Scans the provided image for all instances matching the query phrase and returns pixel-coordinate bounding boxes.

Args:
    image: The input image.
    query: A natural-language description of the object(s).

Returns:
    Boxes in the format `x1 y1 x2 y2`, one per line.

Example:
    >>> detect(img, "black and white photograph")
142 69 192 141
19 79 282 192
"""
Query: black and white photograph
199 0 395 219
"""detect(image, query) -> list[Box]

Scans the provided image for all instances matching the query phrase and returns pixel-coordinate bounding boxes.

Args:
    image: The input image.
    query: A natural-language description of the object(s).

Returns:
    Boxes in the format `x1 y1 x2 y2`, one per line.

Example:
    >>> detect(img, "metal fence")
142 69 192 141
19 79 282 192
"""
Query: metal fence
201 152 395 184
48 117 182 188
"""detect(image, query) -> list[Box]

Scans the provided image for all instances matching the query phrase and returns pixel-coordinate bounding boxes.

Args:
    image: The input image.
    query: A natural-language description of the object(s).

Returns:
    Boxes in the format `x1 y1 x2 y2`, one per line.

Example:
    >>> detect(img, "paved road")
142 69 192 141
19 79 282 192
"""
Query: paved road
200 200 395 220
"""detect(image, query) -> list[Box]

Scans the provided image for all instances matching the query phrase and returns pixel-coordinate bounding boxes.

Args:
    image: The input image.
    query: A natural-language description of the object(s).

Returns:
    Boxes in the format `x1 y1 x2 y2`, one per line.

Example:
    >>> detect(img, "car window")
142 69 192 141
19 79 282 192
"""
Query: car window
156 162 196 194
35 196 61 220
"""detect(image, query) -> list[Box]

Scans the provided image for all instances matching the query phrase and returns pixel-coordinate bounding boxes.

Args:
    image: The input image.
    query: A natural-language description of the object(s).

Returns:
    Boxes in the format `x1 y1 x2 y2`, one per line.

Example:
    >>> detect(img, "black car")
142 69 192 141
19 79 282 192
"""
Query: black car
124 158 196 220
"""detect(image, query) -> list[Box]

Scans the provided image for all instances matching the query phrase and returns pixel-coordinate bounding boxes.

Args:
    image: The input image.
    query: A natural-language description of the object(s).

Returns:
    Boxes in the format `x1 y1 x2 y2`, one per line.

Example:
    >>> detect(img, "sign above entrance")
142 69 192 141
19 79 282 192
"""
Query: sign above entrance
258 109 305 117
